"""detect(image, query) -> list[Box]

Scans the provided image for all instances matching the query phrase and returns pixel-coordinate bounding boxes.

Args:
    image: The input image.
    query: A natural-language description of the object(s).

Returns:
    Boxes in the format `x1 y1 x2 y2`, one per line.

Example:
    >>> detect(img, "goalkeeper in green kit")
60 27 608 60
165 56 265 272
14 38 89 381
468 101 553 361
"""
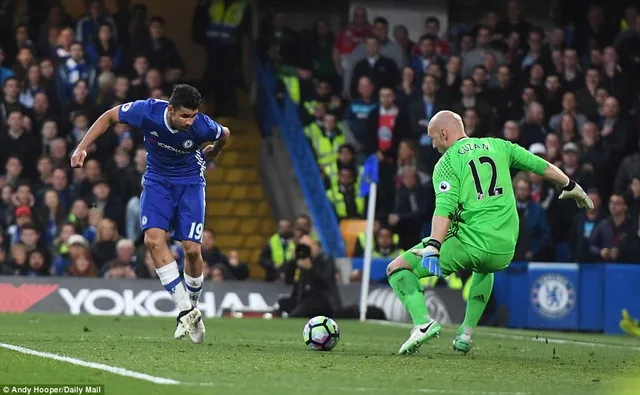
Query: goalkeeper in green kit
387 111 594 355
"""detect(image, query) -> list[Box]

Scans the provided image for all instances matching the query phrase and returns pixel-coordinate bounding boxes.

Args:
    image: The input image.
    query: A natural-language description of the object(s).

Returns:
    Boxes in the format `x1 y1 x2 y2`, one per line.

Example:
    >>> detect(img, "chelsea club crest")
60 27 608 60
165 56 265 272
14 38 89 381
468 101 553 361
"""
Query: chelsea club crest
182 139 194 149
531 274 576 319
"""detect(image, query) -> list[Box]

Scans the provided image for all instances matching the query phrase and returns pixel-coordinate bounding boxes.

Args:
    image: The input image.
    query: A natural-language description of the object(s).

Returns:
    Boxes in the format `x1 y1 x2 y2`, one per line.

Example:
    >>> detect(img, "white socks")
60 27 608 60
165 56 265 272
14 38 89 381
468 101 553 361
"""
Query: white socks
183 272 204 308
156 261 192 312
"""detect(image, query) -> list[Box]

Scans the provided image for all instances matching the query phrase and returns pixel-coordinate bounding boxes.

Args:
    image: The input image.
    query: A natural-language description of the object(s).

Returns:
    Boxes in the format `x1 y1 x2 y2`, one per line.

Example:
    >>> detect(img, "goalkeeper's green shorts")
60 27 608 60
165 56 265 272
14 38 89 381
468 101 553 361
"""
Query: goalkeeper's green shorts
400 236 513 278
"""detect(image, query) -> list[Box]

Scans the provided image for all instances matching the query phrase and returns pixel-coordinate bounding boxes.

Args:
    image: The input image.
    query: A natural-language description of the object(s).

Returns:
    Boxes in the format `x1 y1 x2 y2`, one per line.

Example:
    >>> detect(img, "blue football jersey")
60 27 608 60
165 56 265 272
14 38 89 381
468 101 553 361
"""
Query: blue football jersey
118 98 223 183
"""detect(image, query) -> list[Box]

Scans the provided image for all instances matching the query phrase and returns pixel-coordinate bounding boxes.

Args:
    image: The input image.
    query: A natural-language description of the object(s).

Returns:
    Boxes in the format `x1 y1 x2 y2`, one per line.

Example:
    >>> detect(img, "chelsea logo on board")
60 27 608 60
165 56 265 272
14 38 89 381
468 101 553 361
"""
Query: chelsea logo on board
531 273 576 319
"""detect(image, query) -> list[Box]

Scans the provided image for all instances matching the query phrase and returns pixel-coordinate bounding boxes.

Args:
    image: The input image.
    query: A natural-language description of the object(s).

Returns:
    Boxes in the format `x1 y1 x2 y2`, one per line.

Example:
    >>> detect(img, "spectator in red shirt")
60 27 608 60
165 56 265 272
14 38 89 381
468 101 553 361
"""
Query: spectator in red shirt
425 16 450 56
333 6 371 77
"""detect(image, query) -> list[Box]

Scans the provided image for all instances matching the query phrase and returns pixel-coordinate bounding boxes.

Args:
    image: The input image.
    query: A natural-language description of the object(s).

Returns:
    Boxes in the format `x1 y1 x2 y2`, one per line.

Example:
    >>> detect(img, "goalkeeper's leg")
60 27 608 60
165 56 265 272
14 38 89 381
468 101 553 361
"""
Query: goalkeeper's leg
386 237 465 355
450 249 512 354
453 272 494 354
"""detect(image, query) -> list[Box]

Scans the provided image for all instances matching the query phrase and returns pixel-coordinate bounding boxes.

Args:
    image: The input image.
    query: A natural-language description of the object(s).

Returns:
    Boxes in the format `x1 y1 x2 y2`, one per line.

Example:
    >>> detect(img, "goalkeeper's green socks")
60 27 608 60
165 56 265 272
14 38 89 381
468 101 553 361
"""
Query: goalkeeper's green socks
388 268 430 326
459 272 494 336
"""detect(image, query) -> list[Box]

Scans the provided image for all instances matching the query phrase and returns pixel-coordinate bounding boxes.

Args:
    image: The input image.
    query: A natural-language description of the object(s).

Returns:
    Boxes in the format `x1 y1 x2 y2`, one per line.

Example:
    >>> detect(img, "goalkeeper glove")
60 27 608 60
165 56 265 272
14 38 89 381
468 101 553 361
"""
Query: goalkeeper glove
411 238 442 277
558 180 594 210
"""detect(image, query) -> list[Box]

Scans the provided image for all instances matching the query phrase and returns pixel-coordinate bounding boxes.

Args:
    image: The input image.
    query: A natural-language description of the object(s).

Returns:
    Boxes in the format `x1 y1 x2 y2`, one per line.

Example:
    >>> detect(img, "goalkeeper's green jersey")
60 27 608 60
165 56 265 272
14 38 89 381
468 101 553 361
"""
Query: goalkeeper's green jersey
432 137 549 255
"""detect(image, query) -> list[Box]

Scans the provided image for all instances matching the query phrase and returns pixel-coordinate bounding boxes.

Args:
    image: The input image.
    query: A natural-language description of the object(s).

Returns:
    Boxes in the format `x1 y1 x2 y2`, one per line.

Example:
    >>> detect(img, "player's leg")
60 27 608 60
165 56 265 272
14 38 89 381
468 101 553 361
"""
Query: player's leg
386 238 448 354
183 241 205 307
141 180 196 339
173 182 208 343
449 248 511 354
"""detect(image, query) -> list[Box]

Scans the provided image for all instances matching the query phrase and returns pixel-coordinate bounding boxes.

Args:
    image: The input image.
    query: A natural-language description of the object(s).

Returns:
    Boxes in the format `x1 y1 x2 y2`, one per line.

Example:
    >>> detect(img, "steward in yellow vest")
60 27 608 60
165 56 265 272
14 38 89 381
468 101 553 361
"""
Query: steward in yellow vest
326 168 365 220
259 219 295 281
193 0 249 116
303 101 327 138
323 144 363 190
354 226 401 257
204 0 248 44
307 112 345 168
371 227 404 258
300 79 332 125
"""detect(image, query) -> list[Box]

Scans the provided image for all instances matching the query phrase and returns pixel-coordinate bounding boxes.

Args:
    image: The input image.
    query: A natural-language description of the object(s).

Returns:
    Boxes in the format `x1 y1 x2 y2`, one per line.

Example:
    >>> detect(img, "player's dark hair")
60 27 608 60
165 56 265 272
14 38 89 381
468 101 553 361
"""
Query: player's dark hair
169 84 201 110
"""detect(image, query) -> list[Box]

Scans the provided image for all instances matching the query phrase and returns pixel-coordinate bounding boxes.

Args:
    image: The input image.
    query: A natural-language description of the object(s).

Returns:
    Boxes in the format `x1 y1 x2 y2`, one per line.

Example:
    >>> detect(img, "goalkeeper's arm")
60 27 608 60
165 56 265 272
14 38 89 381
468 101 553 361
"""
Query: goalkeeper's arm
541 162 594 210
506 139 594 210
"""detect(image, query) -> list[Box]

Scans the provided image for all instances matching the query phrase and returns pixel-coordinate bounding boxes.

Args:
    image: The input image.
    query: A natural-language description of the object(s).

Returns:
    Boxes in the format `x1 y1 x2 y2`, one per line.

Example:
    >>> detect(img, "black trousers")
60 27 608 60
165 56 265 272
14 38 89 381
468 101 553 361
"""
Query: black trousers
279 295 334 318
203 43 240 117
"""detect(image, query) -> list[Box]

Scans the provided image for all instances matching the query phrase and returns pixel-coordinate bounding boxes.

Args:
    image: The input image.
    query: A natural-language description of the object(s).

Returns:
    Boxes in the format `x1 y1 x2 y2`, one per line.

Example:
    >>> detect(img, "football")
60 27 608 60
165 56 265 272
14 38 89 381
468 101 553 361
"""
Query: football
302 316 340 351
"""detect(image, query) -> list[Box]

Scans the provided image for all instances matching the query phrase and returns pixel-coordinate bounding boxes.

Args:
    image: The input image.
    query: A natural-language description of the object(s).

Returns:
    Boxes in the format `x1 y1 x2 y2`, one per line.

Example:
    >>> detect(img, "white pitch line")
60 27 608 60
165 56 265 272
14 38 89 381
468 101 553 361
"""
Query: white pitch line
366 320 640 351
0 343 181 385
0 342 533 395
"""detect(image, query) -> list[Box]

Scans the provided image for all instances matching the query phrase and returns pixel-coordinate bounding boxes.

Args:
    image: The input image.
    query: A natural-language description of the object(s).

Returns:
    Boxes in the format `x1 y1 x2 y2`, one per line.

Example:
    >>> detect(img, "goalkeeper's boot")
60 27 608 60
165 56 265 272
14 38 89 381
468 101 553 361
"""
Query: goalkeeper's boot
174 307 201 340
189 310 206 344
398 319 441 355
453 333 472 354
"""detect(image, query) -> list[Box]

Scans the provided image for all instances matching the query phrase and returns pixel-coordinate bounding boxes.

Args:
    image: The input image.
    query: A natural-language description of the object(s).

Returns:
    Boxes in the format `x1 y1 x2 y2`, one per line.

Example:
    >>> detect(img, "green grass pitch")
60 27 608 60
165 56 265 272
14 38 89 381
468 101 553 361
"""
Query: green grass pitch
0 314 639 395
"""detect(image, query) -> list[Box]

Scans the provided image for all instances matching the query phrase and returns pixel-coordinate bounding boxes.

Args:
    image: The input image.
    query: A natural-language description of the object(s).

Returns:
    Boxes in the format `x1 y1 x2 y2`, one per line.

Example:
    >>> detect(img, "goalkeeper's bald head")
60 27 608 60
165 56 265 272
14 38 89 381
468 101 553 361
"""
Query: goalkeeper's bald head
427 110 467 154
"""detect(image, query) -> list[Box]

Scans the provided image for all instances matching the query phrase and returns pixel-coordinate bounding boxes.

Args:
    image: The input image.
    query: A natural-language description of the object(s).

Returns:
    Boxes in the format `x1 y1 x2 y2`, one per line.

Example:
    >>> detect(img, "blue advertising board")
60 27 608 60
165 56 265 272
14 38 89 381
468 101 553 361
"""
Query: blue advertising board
527 263 579 330
350 257 639 334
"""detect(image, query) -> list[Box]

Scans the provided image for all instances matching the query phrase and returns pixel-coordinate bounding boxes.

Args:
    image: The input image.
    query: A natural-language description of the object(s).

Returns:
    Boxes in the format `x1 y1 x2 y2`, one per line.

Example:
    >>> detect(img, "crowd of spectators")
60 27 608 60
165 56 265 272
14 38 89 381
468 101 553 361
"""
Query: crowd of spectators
260 0 640 263
0 0 250 279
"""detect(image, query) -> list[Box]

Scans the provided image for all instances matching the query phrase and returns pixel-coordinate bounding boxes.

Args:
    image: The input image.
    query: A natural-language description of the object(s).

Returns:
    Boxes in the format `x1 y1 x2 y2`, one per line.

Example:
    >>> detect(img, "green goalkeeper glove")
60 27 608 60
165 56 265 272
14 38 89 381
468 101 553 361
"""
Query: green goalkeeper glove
558 180 594 210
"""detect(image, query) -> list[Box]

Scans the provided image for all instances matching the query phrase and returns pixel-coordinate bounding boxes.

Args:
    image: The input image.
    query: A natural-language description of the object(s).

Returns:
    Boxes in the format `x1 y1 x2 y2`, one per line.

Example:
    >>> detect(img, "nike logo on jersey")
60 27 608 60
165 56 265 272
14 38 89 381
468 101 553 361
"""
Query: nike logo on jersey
419 321 434 333
150 131 159 137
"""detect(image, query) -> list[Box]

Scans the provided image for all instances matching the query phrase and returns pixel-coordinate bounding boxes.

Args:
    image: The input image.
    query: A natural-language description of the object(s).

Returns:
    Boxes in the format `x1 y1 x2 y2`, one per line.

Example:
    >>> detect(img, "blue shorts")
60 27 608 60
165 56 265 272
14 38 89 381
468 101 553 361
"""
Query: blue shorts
140 178 206 243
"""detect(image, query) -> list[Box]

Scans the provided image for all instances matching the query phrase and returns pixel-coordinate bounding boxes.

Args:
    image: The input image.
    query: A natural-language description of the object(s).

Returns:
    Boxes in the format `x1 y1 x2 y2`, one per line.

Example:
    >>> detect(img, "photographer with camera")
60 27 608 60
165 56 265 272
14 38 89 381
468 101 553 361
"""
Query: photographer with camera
278 235 342 318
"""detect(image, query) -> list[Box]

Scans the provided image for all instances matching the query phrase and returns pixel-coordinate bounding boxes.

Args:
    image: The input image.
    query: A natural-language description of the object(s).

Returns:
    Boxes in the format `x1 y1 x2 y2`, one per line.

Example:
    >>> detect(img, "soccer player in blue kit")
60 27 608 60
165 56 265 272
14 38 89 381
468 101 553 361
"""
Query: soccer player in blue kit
70 85 230 344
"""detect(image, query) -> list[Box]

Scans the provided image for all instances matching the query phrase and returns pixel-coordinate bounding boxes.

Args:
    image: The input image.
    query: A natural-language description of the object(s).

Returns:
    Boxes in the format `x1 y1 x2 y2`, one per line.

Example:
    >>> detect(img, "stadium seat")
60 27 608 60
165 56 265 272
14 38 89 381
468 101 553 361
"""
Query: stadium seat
207 184 232 199
204 112 275 279
216 235 244 249
207 217 239 233
244 235 265 248
339 219 367 257
238 219 258 234
229 186 248 200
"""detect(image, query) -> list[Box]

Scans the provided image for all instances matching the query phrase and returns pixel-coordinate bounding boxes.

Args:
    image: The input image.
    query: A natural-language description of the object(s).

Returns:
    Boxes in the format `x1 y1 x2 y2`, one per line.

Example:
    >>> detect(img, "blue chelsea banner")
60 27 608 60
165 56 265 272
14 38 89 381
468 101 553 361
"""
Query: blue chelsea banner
528 263 579 330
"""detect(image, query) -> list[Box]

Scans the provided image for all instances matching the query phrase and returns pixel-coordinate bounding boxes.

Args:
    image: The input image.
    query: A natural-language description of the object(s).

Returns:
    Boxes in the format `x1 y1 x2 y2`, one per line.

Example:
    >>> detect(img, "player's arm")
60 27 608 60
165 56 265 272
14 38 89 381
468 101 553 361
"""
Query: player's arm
70 106 121 167
411 159 459 275
71 101 144 168
202 124 231 162
505 139 594 210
